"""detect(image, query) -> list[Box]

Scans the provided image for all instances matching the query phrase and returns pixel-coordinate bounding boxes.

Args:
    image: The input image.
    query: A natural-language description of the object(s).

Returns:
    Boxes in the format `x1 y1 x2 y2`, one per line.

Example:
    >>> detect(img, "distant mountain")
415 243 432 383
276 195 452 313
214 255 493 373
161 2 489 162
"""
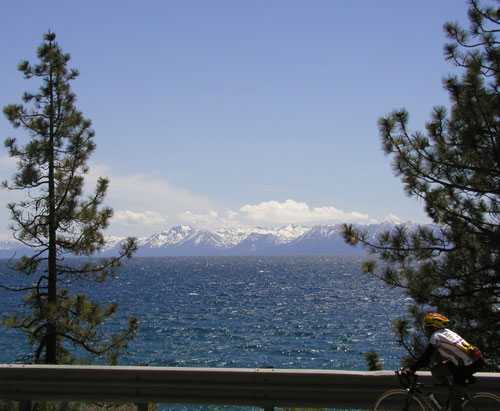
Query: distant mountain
0 221 436 258
0 240 32 259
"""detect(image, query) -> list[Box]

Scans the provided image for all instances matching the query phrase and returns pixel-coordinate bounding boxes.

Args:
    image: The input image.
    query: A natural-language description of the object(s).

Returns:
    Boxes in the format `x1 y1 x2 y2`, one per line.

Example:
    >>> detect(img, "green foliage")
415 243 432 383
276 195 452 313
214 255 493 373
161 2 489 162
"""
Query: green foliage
0 400 19 411
2 32 138 364
342 0 500 370
365 350 383 371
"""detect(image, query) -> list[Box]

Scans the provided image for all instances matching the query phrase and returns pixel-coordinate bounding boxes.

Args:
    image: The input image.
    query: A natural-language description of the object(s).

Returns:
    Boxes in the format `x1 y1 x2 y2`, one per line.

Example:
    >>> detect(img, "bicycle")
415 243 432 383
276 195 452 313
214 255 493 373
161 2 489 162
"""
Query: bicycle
373 370 500 410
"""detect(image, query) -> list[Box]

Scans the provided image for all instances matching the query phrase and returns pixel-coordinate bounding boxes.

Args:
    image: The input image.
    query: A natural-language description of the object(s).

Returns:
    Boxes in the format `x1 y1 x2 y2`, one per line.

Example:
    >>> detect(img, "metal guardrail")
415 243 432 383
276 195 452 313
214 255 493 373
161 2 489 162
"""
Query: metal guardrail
1 364 500 410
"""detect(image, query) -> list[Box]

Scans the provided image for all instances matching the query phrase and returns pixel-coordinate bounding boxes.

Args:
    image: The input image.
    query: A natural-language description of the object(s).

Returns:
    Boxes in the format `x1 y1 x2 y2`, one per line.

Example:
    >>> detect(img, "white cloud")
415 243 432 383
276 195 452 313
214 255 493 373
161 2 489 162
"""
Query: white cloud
0 156 17 185
239 199 371 226
384 213 403 223
176 199 374 231
113 210 168 228
0 233 12 241
178 209 245 231
0 155 17 172
108 174 212 211
84 163 216 236
178 210 219 227
0 156 25 238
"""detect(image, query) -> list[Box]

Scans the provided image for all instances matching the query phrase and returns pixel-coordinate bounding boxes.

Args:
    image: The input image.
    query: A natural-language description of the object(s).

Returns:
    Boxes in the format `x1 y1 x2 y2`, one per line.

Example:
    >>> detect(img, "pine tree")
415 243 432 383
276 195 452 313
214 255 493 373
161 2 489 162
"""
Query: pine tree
343 0 500 369
2 32 138 364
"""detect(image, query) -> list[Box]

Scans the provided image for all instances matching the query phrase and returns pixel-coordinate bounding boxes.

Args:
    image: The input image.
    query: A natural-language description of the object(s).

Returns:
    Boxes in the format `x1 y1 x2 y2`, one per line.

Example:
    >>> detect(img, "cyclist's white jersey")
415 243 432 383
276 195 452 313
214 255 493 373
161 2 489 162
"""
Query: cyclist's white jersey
430 328 476 366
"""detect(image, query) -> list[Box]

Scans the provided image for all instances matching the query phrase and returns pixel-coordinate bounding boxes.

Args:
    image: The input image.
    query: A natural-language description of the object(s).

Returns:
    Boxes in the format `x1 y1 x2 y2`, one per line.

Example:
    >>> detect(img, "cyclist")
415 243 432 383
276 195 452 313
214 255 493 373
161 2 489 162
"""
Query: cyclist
403 313 485 411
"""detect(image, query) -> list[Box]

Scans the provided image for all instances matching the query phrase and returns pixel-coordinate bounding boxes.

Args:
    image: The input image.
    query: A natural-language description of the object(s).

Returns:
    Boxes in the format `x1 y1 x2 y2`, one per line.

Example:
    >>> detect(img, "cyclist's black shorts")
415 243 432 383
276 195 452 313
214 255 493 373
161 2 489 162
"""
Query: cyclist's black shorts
447 357 485 386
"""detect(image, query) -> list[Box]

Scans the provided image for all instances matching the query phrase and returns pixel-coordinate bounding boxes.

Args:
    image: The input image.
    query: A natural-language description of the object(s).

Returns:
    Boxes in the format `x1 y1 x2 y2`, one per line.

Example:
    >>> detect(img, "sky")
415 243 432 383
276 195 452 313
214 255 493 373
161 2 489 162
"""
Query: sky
0 1 472 239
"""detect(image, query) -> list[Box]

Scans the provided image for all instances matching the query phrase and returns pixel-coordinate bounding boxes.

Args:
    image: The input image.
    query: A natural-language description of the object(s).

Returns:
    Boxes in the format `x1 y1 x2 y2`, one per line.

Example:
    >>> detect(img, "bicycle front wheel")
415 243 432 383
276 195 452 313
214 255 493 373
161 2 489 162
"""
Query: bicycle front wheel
374 388 428 410
462 392 500 410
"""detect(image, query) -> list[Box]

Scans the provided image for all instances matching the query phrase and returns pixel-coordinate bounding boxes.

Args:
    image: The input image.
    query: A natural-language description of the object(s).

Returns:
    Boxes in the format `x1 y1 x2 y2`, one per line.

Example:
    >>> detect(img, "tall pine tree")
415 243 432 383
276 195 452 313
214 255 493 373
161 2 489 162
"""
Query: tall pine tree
2 32 138 364
343 0 500 369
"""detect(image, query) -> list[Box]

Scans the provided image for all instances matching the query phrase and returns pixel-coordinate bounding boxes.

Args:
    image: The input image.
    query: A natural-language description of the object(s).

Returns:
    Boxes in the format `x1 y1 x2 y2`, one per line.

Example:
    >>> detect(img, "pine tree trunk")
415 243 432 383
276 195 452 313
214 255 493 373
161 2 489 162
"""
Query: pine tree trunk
46 59 58 365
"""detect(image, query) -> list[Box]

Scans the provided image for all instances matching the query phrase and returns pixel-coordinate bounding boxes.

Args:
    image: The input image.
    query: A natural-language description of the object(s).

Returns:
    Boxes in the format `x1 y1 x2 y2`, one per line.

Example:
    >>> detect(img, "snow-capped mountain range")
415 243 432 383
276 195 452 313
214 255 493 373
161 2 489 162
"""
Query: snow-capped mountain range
0 221 433 258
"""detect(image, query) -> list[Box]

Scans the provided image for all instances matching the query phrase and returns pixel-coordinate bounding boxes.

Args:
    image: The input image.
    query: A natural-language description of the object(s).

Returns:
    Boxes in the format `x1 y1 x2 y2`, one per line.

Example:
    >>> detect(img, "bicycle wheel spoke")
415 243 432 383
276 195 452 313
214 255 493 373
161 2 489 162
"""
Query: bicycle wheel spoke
374 389 427 410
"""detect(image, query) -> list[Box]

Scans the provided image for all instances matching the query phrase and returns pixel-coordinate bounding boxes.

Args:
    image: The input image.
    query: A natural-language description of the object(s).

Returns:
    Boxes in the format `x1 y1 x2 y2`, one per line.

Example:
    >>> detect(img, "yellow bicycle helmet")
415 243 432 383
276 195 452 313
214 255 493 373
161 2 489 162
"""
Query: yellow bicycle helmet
422 313 449 329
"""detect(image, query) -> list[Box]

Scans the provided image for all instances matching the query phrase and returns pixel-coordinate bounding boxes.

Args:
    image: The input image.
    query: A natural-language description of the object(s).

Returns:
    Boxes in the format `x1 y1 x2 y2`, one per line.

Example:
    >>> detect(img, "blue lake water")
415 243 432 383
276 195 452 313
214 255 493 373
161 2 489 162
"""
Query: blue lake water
0 255 410 409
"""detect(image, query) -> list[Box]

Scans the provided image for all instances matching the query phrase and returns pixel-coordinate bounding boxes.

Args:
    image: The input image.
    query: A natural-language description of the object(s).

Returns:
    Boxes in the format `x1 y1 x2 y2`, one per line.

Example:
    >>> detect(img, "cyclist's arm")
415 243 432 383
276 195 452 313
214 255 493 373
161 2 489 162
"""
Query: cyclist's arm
409 344 436 372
